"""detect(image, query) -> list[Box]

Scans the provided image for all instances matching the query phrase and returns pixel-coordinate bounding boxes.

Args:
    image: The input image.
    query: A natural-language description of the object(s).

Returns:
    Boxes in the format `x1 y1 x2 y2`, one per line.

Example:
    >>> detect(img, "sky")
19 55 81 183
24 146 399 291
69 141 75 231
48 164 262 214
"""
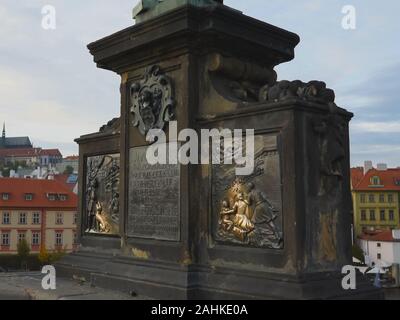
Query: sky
0 0 399 167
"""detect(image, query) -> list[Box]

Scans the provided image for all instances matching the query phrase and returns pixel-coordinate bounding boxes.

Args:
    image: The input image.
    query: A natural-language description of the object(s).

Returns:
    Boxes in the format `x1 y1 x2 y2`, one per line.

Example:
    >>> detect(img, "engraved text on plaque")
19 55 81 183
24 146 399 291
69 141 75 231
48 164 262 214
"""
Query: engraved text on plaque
128 145 180 241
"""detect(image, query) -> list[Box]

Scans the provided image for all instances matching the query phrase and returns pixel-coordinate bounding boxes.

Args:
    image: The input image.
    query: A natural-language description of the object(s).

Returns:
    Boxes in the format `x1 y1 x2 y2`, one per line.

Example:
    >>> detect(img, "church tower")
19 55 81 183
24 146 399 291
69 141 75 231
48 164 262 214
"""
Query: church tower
1 122 5 147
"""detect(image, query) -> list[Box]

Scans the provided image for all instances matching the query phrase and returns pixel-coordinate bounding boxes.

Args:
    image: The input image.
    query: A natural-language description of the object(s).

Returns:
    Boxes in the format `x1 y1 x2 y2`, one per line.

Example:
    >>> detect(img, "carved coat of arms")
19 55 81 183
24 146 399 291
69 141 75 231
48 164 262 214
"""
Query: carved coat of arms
130 65 176 136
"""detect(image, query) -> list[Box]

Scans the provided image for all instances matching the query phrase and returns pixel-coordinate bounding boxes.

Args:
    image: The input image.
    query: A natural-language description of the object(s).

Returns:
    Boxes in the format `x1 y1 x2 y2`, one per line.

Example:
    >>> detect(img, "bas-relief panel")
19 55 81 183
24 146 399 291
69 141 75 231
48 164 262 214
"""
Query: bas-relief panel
212 134 283 249
85 154 120 235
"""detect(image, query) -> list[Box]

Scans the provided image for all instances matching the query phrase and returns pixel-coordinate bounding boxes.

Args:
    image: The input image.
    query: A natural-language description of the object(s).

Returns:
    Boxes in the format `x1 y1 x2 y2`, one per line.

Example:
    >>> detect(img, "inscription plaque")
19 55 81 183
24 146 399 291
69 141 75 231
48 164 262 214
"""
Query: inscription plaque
128 144 180 241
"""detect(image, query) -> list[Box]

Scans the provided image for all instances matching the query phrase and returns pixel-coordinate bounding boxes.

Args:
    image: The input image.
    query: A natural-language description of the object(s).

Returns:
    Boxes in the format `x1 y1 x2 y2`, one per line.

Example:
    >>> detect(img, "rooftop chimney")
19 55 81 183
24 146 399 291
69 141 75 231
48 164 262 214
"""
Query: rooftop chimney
364 160 373 173
377 163 388 171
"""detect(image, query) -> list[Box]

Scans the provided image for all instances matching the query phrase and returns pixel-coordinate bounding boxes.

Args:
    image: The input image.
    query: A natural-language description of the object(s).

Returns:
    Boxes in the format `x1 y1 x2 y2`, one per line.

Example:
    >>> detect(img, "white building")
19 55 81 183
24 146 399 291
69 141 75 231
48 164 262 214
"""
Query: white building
358 230 400 266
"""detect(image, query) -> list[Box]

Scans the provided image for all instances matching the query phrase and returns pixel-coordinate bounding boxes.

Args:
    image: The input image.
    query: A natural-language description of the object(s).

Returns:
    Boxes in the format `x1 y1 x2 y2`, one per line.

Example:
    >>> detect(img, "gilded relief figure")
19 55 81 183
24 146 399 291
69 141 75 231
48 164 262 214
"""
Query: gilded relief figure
217 181 282 248
95 201 111 234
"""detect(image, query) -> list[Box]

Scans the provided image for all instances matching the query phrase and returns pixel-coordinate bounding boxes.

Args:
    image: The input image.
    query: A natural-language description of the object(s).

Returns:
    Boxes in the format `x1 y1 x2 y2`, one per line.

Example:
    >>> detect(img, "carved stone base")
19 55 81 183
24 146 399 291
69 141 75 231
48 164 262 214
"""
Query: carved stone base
56 251 383 300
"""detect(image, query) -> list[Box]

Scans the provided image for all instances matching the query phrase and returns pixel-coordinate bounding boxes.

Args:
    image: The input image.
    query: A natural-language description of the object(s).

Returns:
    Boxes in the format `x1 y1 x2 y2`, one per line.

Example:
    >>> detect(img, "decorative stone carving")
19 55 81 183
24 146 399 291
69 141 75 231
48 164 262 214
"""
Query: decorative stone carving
213 135 283 249
99 117 120 133
85 154 120 235
207 53 277 103
217 179 282 248
130 65 176 136
259 80 336 104
312 112 346 198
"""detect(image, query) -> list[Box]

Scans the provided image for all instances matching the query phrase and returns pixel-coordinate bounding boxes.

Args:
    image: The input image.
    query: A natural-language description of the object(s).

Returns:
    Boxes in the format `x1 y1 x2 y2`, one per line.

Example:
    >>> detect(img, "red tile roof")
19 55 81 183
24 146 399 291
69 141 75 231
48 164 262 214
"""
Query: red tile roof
64 155 79 160
39 149 62 157
359 230 400 242
351 167 364 188
0 178 77 209
0 148 62 158
0 148 41 158
351 168 400 191
53 174 76 192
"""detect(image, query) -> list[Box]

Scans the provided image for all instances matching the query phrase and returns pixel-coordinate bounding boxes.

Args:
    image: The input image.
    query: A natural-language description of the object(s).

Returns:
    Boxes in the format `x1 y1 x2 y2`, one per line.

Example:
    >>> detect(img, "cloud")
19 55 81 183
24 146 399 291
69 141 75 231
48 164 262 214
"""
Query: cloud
352 121 400 133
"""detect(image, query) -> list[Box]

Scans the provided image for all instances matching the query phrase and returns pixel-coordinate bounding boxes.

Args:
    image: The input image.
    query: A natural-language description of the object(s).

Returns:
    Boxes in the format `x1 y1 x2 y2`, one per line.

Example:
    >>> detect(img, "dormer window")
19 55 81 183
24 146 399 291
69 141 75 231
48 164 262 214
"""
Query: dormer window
59 194 68 201
48 194 56 201
25 193 33 201
370 176 381 186
2 193 9 201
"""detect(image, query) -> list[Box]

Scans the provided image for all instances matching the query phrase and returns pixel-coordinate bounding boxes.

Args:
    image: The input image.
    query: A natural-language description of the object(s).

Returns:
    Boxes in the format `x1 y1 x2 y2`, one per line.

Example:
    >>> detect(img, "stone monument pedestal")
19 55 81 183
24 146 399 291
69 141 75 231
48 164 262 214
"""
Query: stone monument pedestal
57 3 382 299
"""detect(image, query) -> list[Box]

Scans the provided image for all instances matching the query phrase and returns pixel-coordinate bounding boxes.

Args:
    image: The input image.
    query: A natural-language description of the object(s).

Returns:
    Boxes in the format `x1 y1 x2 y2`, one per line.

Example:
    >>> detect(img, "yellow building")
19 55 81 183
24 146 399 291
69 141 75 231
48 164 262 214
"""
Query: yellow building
0 178 78 254
351 167 400 237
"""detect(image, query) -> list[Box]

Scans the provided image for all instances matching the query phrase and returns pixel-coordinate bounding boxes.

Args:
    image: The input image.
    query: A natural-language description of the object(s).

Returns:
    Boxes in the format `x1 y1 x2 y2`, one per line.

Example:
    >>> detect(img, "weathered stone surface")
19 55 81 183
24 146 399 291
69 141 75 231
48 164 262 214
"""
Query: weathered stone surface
127 145 180 241
62 3 383 300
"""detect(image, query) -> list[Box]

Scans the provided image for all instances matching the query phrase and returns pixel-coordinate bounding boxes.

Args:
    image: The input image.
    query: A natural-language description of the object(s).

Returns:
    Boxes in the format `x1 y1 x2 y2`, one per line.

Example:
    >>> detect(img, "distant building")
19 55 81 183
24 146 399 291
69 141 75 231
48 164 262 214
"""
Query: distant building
351 162 400 237
0 148 62 168
0 178 78 254
0 148 42 166
39 149 63 167
0 123 32 149
359 229 400 266
55 155 79 174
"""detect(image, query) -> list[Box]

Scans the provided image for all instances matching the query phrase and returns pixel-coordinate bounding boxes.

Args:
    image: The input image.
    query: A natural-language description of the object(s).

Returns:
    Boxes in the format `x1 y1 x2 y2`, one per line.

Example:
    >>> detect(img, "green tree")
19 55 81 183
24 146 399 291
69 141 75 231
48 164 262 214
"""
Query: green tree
38 245 50 265
17 239 31 270
63 165 74 175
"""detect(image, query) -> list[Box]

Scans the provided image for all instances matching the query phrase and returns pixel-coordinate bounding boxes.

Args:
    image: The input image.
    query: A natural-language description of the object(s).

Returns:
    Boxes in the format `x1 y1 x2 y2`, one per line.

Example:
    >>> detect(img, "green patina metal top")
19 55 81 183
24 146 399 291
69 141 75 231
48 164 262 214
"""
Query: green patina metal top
133 0 223 23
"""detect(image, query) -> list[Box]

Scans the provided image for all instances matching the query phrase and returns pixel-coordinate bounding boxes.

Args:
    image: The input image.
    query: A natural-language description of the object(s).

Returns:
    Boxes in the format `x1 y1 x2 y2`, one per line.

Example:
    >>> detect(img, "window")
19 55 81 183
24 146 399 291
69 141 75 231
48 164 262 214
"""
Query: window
369 194 375 203
60 195 67 201
2 212 10 225
389 210 395 221
73 231 78 244
377 243 381 248
360 194 366 203
379 194 385 203
73 213 77 225
380 210 386 221
371 176 380 185
55 232 63 246
32 232 40 246
361 210 367 221
19 212 27 225
56 212 63 225
1 233 10 246
388 194 394 203
25 194 33 201
32 212 40 225
18 233 26 243
370 210 376 221
377 253 381 260
48 194 56 201
2 193 9 201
